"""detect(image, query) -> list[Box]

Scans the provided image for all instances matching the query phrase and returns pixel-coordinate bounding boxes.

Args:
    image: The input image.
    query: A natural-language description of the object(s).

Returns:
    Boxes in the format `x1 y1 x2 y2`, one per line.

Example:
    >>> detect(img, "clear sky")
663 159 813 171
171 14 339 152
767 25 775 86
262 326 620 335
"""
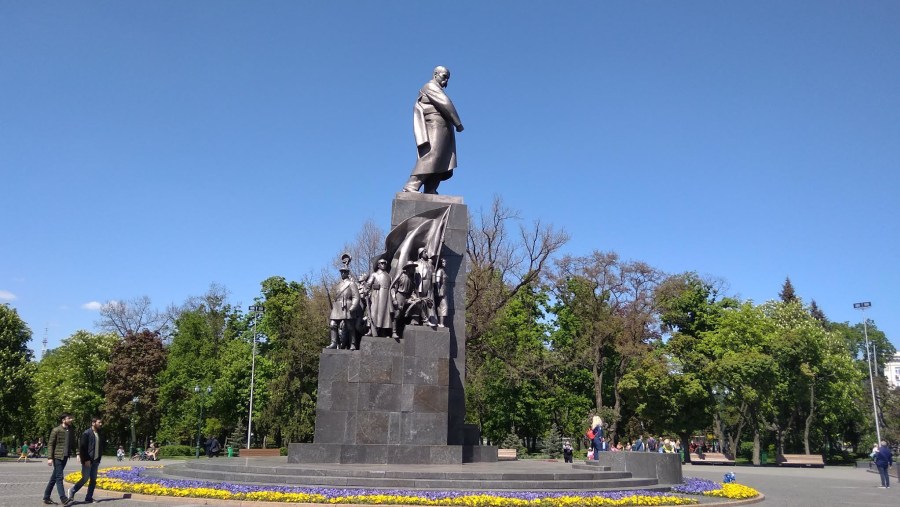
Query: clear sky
2 1 898 353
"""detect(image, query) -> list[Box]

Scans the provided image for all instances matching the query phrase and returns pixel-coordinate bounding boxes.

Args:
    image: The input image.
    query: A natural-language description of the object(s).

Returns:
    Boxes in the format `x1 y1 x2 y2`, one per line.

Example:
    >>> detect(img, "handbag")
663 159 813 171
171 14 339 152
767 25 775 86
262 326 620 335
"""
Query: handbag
586 429 595 440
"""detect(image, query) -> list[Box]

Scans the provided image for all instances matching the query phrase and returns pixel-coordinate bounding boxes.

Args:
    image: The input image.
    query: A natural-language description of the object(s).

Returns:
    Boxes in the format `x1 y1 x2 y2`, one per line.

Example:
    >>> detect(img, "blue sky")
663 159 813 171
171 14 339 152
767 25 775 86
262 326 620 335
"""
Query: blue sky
2 1 898 353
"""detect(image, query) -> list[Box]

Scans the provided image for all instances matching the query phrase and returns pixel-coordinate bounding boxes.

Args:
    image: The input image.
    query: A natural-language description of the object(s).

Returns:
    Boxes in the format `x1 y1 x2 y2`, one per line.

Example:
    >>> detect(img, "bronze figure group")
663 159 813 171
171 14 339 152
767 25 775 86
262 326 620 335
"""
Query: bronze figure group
326 251 449 350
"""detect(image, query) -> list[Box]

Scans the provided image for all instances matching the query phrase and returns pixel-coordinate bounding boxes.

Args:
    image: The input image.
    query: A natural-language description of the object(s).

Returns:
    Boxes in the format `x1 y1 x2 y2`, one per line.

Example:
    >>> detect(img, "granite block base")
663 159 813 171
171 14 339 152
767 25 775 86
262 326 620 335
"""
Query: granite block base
289 443 498 464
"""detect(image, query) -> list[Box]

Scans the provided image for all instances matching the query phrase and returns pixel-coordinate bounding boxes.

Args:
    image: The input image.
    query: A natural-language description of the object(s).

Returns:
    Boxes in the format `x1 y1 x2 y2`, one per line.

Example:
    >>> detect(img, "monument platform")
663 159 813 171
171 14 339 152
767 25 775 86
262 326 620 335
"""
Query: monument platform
289 327 495 464
154 456 680 491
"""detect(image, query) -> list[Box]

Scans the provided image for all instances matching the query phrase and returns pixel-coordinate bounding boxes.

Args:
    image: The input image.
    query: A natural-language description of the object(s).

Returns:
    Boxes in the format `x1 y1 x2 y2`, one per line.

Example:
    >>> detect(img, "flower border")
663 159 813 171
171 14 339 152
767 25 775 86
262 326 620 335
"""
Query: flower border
65 467 758 506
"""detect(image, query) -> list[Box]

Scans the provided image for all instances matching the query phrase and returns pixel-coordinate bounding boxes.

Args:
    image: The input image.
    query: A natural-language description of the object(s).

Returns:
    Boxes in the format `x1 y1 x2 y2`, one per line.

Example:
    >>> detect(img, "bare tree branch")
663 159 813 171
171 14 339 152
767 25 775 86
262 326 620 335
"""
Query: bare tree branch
96 295 173 339
466 195 569 345
337 218 386 278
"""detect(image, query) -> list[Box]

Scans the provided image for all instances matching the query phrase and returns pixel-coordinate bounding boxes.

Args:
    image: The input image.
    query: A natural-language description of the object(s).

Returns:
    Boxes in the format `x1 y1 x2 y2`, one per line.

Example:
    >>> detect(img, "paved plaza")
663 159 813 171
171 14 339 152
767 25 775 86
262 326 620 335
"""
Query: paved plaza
0 458 896 507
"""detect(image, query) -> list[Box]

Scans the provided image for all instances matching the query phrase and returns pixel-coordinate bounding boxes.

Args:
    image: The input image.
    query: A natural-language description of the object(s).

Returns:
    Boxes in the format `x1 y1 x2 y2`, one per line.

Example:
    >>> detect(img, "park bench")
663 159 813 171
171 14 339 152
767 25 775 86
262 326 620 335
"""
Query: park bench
777 453 824 467
690 452 735 465
238 448 281 457
498 448 518 461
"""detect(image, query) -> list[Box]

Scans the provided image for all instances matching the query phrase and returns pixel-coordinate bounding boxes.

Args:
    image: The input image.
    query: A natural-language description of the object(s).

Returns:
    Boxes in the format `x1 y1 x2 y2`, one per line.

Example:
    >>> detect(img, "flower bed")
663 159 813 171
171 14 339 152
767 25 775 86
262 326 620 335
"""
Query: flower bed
65 467 758 506
672 478 760 500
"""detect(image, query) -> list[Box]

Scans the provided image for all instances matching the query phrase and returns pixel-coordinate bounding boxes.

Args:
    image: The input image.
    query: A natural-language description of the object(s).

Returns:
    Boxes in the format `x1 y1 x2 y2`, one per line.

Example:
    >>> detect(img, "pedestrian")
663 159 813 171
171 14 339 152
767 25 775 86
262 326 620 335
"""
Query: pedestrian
17 441 30 463
116 445 125 461
874 440 894 489
43 412 77 505
562 439 573 463
632 435 644 452
590 416 603 461
206 435 221 458
67 416 105 504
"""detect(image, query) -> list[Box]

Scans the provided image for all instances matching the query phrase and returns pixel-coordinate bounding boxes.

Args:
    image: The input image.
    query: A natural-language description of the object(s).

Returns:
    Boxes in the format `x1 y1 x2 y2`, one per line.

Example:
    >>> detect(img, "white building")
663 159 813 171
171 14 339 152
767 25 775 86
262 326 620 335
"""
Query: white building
885 352 900 389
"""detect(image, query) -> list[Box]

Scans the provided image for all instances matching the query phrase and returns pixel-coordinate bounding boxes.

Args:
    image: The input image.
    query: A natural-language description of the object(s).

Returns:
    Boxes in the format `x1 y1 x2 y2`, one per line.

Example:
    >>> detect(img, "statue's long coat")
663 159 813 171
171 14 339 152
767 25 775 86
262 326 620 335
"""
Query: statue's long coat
365 269 392 329
329 278 360 320
411 79 462 179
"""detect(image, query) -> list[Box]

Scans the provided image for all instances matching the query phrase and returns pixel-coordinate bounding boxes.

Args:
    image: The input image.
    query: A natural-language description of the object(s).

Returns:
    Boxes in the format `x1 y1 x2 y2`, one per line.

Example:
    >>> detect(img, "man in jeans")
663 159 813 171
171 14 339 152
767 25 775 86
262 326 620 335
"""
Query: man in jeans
874 440 894 488
44 412 77 505
68 416 105 503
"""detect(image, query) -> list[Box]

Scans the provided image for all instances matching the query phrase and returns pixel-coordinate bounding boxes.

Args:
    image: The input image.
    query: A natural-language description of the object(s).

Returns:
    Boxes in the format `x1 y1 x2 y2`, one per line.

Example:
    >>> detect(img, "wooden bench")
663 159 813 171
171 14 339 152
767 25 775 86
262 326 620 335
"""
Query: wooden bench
498 448 517 461
777 453 824 467
690 452 735 465
238 448 281 457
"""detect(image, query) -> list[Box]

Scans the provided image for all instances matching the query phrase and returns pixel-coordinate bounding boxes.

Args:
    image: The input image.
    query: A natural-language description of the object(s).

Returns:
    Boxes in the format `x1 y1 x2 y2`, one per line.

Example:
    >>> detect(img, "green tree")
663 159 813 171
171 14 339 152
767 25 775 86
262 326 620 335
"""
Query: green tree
778 277 799 304
33 330 118 432
256 276 328 445
466 285 553 450
0 304 35 440
700 301 778 464
619 351 709 455
829 320 895 450
157 286 243 444
809 299 827 325
549 251 663 442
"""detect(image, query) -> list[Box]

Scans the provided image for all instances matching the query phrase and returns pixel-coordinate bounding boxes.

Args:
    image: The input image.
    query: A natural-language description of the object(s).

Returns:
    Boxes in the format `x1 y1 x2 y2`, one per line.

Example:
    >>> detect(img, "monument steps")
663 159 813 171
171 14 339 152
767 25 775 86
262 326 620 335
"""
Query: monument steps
182 460 618 478
154 460 665 491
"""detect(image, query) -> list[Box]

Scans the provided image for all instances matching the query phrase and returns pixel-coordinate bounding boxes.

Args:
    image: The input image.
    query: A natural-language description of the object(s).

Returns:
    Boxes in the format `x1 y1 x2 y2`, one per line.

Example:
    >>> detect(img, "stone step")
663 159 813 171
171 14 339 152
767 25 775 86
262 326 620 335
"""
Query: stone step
154 466 659 491
181 460 613 479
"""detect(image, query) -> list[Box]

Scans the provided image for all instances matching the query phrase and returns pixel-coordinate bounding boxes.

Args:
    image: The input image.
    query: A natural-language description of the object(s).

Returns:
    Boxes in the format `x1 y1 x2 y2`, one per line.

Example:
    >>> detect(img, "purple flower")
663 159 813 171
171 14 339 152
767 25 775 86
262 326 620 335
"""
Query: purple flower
671 477 721 495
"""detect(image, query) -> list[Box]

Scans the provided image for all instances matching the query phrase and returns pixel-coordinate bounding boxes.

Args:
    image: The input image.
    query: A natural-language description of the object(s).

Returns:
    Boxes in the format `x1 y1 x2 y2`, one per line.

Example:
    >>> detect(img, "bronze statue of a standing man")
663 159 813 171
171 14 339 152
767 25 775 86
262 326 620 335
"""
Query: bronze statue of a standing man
402 66 464 194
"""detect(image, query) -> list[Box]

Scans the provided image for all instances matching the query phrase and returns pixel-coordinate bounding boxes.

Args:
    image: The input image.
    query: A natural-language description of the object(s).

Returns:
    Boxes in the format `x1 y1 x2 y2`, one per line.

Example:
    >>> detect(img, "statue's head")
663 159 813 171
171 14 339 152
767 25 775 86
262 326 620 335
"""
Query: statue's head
376 258 387 271
339 267 350 279
433 66 450 88
417 247 430 259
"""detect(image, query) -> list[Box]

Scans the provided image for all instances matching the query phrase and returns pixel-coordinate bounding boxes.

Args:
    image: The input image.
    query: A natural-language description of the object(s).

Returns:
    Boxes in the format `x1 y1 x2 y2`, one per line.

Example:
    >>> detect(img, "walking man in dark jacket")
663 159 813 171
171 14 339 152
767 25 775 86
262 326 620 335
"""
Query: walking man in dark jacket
67 416 104 503
43 412 77 505
875 440 894 488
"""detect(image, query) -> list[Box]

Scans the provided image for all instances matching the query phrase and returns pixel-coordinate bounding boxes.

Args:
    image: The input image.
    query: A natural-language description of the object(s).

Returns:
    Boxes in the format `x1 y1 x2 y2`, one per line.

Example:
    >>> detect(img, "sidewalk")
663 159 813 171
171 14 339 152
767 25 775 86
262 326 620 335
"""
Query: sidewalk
684 463 895 506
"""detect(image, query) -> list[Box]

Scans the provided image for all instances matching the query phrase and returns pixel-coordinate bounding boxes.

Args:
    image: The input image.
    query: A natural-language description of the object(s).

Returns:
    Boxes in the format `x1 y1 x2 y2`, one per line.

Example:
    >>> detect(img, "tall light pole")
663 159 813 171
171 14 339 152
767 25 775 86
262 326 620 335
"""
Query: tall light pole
247 304 265 449
130 396 140 459
194 385 212 459
853 301 881 444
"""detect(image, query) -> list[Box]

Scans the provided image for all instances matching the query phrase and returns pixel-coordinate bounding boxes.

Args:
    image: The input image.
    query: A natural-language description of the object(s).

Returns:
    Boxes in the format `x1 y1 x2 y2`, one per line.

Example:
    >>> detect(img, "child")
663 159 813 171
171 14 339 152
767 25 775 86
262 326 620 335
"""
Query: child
17 441 29 463
117 445 125 461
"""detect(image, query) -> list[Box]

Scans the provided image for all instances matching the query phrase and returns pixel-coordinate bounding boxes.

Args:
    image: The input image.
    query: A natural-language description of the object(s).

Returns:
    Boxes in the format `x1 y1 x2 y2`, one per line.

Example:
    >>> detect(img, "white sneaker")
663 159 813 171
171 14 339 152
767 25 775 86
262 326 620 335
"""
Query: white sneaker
66 487 74 501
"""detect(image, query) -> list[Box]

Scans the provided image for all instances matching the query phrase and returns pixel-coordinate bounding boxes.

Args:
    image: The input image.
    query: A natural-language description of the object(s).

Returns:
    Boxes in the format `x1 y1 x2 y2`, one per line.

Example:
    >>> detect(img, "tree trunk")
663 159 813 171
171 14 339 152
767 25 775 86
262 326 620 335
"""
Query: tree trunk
752 427 761 466
680 431 691 464
611 386 621 443
775 427 784 457
713 412 726 452
804 384 815 454
593 354 604 408
727 402 747 458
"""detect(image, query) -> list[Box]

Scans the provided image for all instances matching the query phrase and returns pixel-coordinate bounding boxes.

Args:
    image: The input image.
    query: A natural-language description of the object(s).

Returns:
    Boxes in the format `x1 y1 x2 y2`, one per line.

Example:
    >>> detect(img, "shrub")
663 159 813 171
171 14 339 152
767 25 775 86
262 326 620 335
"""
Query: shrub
159 445 194 457
737 442 754 461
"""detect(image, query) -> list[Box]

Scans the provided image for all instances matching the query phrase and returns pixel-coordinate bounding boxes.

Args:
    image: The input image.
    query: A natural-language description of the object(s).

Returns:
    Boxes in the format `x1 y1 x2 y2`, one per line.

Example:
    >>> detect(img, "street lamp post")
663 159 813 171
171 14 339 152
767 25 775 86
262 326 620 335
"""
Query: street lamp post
194 385 212 459
853 301 881 444
130 396 140 459
247 304 265 449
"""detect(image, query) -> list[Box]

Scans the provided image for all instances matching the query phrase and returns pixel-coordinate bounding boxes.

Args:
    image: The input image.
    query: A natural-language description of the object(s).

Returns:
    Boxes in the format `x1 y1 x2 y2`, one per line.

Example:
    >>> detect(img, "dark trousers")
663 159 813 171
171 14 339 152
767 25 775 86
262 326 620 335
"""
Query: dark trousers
72 459 100 500
43 457 68 501
877 464 890 487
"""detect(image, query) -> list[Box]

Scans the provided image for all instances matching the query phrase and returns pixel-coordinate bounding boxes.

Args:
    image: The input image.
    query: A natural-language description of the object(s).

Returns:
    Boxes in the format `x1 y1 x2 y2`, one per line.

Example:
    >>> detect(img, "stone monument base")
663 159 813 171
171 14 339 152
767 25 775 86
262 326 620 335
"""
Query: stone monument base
289 326 497 464
288 442 498 465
